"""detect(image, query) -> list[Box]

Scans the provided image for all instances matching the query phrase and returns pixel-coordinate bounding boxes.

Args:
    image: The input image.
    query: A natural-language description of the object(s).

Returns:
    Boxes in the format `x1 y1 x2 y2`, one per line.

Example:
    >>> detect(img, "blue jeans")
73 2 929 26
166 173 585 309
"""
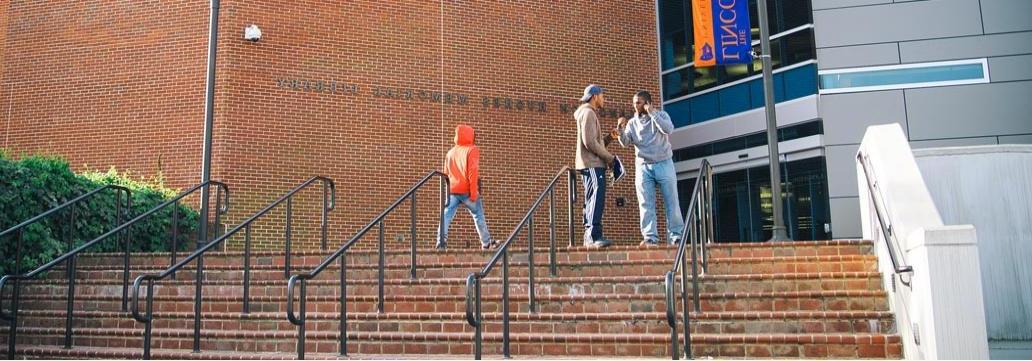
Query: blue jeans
635 158 684 243
436 194 492 246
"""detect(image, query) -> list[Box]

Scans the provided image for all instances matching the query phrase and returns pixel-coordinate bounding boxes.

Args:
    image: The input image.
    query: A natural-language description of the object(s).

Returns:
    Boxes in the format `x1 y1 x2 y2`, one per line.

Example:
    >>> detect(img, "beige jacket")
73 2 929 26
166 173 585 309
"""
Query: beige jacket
574 103 615 170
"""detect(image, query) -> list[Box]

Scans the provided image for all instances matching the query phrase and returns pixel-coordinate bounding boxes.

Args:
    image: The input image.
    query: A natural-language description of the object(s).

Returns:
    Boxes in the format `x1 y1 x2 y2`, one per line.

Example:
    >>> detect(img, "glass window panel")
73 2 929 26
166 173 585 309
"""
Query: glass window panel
662 68 694 100
721 62 752 83
660 0 687 34
780 0 812 31
782 29 816 66
693 66 718 91
663 31 691 70
820 62 986 90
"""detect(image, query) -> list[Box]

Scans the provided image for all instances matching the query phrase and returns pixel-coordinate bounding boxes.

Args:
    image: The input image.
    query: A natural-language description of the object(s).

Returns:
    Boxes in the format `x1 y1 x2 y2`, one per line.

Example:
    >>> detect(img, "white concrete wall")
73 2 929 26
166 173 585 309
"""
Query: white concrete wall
857 124 989 359
914 145 1032 359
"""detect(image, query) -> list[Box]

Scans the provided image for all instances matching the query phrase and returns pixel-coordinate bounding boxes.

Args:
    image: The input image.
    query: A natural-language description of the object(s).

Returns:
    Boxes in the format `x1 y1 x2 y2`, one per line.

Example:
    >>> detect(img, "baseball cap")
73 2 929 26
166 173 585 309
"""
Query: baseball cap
580 84 605 102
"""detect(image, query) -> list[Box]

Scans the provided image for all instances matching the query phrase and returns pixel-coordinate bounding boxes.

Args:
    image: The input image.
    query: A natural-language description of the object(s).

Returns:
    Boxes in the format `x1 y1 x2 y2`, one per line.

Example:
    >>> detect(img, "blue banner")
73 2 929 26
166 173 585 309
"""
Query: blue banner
693 0 753 66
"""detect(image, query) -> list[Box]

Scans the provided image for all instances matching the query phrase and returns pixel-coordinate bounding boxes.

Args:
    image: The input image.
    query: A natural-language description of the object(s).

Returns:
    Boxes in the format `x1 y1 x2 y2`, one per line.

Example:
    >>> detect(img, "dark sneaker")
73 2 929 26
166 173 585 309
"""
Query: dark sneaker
639 239 660 247
435 241 447 250
670 237 683 246
586 237 606 248
480 239 498 250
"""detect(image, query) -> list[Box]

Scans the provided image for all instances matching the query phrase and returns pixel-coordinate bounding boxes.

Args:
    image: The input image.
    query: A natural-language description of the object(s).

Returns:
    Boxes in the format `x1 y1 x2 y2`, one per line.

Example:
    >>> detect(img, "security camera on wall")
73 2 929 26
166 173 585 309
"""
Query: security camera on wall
244 24 262 42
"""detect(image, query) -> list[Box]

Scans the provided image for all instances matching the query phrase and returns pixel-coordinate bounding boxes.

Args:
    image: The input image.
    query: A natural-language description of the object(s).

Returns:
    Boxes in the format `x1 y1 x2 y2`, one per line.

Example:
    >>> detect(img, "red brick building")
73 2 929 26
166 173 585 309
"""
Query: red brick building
0 1 665 250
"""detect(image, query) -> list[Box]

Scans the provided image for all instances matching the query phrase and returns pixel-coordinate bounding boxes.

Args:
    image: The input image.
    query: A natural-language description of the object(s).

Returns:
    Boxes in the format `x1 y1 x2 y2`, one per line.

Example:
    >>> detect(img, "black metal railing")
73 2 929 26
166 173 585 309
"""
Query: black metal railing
0 185 130 355
0 181 228 359
130 176 332 359
464 167 578 359
663 159 714 360
857 152 914 276
285 171 447 359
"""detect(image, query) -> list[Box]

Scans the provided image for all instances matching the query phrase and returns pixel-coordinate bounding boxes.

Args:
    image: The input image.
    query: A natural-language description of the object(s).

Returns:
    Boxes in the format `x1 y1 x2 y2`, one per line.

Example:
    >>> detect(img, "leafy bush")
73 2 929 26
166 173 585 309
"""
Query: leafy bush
0 152 198 275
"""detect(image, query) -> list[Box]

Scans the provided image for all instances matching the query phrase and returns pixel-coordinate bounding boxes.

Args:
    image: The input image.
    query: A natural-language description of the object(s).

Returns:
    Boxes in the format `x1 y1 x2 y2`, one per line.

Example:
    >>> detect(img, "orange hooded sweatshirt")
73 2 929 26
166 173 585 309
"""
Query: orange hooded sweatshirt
445 124 481 201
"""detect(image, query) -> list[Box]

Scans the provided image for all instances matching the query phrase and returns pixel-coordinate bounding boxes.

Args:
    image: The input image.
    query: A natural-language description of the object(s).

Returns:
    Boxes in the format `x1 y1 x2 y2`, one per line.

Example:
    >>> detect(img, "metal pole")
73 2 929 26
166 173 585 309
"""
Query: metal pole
568 170 575 248
378 220 385 313
243 225 252 314
410 192 417 279
528 217 536 313
502 251 511 358
198 0 220 247
549 189 557 277
758 0 790 242
285 198 293 279
339 254 348 356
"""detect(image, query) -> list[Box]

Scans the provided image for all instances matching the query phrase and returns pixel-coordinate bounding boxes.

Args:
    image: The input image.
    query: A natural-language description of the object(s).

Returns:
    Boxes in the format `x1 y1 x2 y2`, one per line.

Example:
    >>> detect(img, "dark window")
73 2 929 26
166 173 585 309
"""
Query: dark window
672 120 823 162
780 0 813 31
698 156 831 243
660 0 691 71
660 0 814 103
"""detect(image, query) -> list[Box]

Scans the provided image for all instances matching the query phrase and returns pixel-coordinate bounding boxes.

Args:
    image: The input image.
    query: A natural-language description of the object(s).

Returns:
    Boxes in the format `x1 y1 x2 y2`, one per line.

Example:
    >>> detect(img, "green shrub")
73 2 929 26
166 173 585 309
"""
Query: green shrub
0 152 199 275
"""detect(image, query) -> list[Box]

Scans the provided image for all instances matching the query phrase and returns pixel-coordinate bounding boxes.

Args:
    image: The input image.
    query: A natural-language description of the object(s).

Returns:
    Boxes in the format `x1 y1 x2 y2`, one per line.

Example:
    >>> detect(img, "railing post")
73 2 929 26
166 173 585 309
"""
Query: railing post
113 190 129 312
14 229 22 277
528 216 536 313
502 250 511 358
321 184 329 251
474 276 483 360
689 216 701 313
170 201 179 280
297 279 307 360
681 237 692 359
410 192 417 280
65 209 77 349
701 172 710 270
439 178 446 245
213 186 224 242
8 278 19 359
339 254 348 356
285 197 293 279
193 254 204 352
378 220 385 314
666 272 679 360
549 188 557 277
243 225 252 314
568 169 576 248
143 280 154 360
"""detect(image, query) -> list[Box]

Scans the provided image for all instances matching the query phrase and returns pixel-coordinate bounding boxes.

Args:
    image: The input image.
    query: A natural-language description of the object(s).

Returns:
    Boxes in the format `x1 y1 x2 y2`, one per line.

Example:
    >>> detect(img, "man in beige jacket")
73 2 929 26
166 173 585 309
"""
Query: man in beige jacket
575 84 616 248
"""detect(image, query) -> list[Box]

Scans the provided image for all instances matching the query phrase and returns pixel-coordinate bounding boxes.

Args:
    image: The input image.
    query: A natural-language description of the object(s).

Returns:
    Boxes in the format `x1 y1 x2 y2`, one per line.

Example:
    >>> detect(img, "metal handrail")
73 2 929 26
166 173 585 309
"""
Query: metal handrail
857 152 914 275
663 159 714 360
285 171 447 359
0 184 130 356
1 181 229 359
129 176 331 359
464 167 578 359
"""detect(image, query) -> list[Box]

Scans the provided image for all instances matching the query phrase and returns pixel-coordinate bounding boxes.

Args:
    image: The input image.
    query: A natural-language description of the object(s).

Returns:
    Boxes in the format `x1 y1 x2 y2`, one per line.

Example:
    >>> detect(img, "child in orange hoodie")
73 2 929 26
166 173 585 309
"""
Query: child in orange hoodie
436 124 496 250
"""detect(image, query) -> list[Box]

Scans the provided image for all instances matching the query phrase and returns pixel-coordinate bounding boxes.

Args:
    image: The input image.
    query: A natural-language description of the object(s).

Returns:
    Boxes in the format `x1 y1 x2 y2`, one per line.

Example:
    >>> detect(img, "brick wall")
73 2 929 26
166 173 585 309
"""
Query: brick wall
2 1 670 251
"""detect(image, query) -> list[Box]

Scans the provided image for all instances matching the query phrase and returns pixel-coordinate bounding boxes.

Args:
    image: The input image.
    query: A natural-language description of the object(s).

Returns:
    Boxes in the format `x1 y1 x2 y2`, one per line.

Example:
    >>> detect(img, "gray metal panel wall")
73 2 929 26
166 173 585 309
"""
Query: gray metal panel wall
914 146 1032 351
814 0 1032 239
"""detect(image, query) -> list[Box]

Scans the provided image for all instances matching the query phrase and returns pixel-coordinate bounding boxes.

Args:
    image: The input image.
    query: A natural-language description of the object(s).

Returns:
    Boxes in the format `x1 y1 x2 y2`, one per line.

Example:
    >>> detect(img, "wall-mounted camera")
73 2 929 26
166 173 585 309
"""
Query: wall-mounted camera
243 24 262 42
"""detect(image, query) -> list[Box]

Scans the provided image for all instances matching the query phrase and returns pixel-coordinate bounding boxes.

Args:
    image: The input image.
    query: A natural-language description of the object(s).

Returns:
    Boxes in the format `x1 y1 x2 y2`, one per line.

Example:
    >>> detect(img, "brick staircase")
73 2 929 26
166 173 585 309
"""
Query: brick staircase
1 240 901 359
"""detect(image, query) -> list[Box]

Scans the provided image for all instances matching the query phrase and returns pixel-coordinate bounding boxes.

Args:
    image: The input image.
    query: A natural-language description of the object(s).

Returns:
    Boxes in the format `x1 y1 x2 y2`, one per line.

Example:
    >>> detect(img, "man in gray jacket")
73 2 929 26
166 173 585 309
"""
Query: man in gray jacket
575 84 615 248
617 90 684 246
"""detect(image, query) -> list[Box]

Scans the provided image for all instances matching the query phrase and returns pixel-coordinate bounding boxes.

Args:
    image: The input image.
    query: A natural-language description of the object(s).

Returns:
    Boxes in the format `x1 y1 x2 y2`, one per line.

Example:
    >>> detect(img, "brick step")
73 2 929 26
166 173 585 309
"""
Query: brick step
19 272 884 301
74 246 677 268
41 255 878 283
16 290 888 314
11 345 331 360
71 239 873 268
10 309 895 335
5 329 901 358
707 240 872 258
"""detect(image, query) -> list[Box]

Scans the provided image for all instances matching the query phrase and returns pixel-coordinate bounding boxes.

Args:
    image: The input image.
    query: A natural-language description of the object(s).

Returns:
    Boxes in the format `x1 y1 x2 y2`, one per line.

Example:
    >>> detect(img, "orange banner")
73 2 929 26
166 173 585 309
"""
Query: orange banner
691 0 716 67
